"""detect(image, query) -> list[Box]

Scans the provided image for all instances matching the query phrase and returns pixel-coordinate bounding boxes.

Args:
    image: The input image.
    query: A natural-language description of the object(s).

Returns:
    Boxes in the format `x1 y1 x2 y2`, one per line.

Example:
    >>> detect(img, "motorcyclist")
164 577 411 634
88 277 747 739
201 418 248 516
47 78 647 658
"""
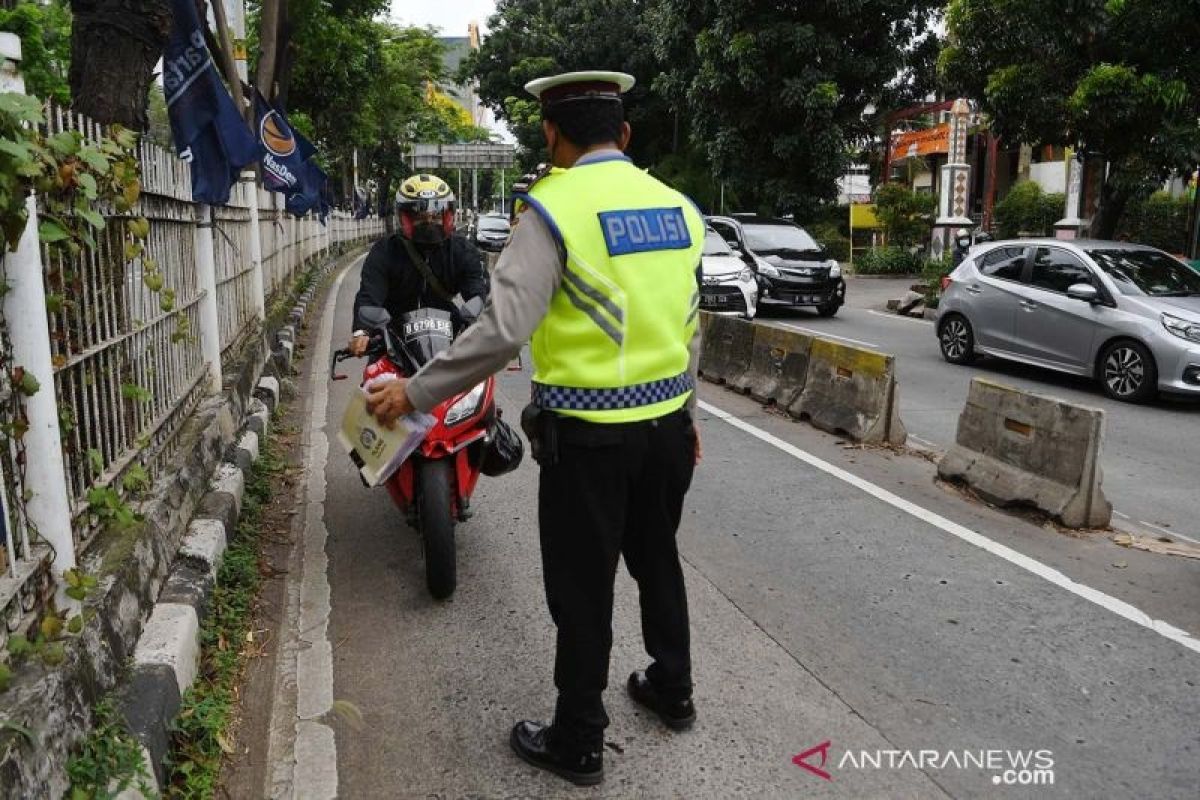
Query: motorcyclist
348 174 489 353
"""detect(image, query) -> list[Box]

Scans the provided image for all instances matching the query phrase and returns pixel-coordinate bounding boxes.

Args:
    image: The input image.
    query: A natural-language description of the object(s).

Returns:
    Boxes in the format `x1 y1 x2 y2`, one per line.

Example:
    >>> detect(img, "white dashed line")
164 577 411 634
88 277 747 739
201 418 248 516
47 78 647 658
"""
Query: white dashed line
866 308 933 325
774 321 879 349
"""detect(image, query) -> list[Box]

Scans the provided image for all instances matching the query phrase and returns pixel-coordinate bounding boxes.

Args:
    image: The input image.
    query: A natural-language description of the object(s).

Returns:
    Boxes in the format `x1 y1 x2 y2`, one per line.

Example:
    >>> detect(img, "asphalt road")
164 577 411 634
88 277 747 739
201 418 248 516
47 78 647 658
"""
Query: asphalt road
266 259 1199 799
759 276 1200 544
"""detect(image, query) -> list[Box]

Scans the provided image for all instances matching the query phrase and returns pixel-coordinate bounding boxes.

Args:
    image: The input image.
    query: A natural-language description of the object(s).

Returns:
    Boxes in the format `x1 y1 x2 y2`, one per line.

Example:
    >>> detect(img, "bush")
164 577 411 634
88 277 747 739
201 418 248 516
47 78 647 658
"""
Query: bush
994 181 1064 237
853 246 924 275
808 221 850 262
1118 192 1191 254
874 183 936 246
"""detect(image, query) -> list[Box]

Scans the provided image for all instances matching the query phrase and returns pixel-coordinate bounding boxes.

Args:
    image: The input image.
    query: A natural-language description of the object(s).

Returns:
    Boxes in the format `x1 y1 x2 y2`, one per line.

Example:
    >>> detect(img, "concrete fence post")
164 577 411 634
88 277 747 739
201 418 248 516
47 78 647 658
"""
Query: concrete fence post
0 32 77 587
242 171 265 322
194 204 223 392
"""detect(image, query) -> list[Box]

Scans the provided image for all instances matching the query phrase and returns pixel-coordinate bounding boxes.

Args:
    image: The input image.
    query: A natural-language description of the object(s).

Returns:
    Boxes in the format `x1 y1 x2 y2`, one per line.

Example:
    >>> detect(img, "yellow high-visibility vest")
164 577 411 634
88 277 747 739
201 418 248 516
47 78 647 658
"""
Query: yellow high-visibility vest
515 155 705 422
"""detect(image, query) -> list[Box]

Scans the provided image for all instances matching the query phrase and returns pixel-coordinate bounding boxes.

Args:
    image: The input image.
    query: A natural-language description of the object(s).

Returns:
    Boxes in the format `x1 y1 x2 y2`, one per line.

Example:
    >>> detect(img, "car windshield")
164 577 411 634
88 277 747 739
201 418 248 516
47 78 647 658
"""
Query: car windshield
1087 249 1200 297
703 230 733 256
479 217 509 231
742 223 822 256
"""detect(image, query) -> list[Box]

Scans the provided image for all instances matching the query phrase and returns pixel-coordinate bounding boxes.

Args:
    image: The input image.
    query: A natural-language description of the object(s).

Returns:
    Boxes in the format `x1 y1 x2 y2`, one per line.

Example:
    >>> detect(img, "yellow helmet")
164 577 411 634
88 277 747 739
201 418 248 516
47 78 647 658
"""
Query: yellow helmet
396 174 456 243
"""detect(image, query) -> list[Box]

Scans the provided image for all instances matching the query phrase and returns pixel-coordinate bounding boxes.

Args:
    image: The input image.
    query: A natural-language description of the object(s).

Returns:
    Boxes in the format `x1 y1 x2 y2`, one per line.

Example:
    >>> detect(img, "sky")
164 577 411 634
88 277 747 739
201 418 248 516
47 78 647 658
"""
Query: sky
388 1 499 37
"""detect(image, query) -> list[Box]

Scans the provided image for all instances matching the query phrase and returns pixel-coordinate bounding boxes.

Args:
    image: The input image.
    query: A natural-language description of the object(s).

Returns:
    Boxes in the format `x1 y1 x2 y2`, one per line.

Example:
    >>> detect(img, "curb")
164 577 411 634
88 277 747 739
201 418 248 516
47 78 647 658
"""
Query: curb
110 249 362 796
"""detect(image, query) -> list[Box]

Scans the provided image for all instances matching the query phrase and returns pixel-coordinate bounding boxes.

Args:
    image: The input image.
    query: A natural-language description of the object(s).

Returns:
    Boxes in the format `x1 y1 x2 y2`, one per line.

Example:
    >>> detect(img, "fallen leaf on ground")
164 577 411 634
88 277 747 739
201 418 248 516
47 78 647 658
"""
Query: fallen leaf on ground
1113 532 1200 560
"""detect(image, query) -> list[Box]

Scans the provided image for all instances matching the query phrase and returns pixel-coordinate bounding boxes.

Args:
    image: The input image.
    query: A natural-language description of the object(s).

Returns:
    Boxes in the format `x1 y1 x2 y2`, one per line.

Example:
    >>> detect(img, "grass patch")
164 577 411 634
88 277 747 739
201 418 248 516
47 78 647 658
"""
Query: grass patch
65 697 154 799
161 426 286 799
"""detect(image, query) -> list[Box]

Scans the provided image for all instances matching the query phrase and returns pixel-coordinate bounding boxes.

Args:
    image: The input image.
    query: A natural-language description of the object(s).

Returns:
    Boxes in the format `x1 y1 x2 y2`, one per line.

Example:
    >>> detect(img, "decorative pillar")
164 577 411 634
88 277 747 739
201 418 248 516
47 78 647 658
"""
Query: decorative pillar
932 98 974 259
1055 149 1088 239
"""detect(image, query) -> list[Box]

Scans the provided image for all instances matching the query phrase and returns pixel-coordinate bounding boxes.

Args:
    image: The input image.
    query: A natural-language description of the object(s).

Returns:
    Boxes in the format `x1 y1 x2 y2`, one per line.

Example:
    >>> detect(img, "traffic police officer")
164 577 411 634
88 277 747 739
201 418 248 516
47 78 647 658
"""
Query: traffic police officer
364 70 705 787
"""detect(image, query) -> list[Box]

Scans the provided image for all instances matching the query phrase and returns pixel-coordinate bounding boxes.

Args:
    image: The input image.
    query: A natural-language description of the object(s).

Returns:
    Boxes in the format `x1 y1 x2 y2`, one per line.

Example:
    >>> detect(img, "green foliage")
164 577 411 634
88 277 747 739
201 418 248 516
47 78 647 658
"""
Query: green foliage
807 222 850 262
1116 191 1192 253
163 431 285 797
940 0 1200 235
993 181 1065 238
853 246 924 275
654 0 943 214
874 183 936 247
0 2 72 106
465 0 681 173
66 698 154 799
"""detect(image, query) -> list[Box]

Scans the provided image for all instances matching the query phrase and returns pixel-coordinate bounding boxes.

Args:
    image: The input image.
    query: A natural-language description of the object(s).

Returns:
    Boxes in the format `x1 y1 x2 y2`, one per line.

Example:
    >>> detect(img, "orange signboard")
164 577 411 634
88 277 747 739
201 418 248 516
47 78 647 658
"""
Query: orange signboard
890 123 950 162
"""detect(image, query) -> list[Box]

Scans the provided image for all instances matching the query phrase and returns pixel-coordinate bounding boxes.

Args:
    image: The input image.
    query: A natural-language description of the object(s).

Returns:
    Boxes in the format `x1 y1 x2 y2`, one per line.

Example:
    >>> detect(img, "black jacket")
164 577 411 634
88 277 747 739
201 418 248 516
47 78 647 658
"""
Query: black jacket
352 233 489 333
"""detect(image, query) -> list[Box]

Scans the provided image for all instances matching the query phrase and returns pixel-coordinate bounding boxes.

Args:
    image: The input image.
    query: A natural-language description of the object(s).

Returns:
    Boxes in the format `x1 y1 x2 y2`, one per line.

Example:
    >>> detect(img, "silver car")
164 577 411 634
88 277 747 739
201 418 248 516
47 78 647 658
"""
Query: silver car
936 239 1200 402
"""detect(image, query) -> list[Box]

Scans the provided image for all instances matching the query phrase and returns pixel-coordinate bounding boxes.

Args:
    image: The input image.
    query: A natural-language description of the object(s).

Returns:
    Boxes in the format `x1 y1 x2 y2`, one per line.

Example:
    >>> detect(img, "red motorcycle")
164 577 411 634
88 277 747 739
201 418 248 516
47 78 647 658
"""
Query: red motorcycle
331 302 519 599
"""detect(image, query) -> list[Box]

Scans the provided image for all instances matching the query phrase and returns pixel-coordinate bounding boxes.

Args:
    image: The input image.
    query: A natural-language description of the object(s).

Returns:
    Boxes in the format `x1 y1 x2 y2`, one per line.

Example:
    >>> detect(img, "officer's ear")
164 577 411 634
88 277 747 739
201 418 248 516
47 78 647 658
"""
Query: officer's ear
542 119 558 153
617 121 632 152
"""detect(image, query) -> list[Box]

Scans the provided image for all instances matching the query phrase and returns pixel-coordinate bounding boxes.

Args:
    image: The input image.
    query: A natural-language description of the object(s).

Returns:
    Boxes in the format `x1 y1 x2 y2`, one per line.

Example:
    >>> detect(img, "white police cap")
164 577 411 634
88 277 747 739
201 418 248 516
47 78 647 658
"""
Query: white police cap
524 71 636 107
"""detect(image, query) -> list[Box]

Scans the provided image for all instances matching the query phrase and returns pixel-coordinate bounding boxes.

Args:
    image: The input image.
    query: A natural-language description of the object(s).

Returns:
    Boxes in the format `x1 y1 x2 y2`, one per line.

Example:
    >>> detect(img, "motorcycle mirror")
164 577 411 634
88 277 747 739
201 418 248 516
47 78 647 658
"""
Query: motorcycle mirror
359 305 391 327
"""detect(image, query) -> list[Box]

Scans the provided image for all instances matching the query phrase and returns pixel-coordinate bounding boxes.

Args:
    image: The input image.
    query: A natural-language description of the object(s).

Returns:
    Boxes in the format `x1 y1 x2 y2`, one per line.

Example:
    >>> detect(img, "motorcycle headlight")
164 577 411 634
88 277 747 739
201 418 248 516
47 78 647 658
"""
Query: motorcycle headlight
738 267 754 282
444 382 486 425
826 260 842 278
759 262 780 278
1162 313 1200 344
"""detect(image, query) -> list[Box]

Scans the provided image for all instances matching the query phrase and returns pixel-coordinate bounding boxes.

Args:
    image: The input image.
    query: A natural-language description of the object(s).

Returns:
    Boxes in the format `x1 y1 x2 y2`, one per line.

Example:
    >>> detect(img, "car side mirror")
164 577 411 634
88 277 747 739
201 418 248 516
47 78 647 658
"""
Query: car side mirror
359 305 392 327
1066 283 1099 304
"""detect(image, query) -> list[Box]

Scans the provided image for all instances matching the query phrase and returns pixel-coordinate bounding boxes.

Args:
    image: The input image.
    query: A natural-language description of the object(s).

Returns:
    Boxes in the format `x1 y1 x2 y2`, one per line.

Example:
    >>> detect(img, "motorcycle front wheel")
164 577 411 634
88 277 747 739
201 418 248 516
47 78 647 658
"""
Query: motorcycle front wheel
416 459 456 600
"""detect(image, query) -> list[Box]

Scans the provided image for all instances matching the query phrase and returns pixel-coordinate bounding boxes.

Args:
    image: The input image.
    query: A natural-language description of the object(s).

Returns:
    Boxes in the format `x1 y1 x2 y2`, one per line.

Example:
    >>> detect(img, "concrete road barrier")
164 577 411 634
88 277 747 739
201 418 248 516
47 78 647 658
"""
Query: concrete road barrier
790 338 907 445
937 378 1111 528
740 324 813 405
698 312 755 387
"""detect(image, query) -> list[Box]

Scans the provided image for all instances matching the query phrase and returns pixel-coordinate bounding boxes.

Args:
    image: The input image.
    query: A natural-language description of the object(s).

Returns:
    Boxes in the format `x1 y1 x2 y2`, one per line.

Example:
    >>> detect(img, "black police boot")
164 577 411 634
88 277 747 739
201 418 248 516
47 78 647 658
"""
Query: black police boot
509 720 603 786
627 671 696 730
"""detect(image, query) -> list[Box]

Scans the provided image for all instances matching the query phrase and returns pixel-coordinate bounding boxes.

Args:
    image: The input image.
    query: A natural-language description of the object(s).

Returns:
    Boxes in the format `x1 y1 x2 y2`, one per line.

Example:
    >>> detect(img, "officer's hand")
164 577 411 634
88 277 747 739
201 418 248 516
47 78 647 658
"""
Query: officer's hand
348 335 371 356
693 427 703 465
365 379 414 428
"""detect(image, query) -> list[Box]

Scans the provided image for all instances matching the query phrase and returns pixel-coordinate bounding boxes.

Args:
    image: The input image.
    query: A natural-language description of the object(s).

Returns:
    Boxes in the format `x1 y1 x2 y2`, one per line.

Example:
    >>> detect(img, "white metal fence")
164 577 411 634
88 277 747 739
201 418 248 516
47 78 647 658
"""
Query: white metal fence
0 47 384 641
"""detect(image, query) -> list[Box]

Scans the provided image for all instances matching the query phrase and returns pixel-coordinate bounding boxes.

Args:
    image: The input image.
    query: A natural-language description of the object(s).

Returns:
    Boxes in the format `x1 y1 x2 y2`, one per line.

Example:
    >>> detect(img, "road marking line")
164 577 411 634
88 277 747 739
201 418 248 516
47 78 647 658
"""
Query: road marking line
866 308 933 325
908 434 941 450
1137 520 1200 547
774 321 878 349
284 258 359 799
698 399 1200 656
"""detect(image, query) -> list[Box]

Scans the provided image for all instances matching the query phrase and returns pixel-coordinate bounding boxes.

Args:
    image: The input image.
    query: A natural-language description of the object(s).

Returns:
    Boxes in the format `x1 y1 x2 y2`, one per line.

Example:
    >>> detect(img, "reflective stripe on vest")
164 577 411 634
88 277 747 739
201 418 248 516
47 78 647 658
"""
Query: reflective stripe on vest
532 372 693 412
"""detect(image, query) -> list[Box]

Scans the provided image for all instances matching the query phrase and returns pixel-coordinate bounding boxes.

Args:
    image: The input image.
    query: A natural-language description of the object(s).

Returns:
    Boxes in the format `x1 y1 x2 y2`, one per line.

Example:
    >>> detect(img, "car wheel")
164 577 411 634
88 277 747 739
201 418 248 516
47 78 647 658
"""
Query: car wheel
816 301 839 317
1099 340 1157 403
938 314 976 364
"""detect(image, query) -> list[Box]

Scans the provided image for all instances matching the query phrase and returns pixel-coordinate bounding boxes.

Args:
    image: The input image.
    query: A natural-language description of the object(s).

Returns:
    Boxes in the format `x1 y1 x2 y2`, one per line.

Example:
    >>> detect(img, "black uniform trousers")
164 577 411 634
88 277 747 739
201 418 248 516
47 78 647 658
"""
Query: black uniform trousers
537 406 696 753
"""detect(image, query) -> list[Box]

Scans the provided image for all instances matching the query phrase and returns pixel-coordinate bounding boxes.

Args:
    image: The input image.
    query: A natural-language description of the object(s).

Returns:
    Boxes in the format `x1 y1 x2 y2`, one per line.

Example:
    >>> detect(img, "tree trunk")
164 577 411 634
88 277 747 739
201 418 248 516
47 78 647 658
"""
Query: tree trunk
254 0 281 98
68 0 172 129
1089 177 1131 240
273 6 293 109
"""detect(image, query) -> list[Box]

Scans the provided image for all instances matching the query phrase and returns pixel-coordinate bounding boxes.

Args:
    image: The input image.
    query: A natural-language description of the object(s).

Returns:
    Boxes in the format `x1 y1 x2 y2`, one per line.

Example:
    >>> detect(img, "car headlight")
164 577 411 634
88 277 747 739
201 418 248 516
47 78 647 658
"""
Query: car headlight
1162 313 1200 344
826 260 841 278
738 267 754 282
444 382 486 425
758 262 780 278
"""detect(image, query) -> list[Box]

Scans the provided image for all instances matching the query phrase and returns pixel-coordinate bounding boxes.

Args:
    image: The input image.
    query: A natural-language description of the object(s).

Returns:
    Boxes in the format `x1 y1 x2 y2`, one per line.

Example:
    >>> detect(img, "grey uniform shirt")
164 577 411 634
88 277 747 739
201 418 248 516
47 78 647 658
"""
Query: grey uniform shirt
405 153 702 416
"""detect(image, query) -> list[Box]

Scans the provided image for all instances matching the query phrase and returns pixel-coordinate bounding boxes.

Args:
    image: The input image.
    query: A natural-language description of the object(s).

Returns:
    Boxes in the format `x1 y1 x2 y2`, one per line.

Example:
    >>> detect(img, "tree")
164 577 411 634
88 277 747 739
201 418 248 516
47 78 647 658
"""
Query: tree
874 183 936 247
462 0 679 172
652 0 942 216
67 0 172 128
939 0 1200 238
0 1 72 105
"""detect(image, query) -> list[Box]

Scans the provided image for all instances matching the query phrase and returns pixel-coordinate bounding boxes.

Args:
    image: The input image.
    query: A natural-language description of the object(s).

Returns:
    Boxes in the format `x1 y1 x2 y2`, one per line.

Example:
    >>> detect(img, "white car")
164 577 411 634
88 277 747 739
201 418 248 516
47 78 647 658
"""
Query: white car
699 228 758 319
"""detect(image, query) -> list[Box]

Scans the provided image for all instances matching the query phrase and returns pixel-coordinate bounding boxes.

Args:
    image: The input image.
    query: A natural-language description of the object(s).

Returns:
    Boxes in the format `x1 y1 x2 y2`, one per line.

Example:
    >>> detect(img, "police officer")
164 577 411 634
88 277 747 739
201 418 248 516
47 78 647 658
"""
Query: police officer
364 71 704 787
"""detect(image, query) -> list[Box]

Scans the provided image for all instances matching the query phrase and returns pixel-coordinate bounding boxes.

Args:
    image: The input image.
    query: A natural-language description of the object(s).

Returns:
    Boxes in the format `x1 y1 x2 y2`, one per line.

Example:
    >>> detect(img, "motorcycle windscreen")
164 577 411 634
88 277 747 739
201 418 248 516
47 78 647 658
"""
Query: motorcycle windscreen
398 308 454 367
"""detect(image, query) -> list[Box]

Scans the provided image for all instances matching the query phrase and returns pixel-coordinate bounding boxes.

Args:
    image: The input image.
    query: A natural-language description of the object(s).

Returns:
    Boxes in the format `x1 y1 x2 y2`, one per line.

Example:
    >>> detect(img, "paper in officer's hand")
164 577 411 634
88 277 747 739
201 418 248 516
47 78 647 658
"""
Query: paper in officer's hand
337 376 434 487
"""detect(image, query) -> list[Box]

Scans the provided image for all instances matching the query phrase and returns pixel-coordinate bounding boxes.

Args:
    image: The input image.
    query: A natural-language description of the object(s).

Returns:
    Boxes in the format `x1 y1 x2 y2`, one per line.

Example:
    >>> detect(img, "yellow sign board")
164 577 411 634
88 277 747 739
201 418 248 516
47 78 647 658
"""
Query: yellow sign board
850 203 880 229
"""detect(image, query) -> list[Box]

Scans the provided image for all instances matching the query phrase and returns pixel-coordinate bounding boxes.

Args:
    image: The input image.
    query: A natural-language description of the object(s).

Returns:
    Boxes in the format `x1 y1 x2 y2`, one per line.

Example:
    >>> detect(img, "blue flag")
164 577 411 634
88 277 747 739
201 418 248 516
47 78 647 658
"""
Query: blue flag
255 90 326 219
163 0 260 204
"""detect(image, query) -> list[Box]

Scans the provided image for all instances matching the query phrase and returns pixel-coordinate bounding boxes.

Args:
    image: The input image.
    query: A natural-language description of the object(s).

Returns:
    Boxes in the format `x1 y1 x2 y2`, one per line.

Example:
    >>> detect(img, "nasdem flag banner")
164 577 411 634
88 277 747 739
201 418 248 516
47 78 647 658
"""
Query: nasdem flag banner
163 0 260 205
254 91 328 218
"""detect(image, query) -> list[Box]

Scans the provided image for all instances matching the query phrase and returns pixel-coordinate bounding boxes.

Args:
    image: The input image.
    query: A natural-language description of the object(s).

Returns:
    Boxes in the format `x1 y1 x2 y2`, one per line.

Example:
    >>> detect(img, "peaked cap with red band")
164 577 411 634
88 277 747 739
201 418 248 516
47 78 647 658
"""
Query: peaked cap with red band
524 71 636 108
